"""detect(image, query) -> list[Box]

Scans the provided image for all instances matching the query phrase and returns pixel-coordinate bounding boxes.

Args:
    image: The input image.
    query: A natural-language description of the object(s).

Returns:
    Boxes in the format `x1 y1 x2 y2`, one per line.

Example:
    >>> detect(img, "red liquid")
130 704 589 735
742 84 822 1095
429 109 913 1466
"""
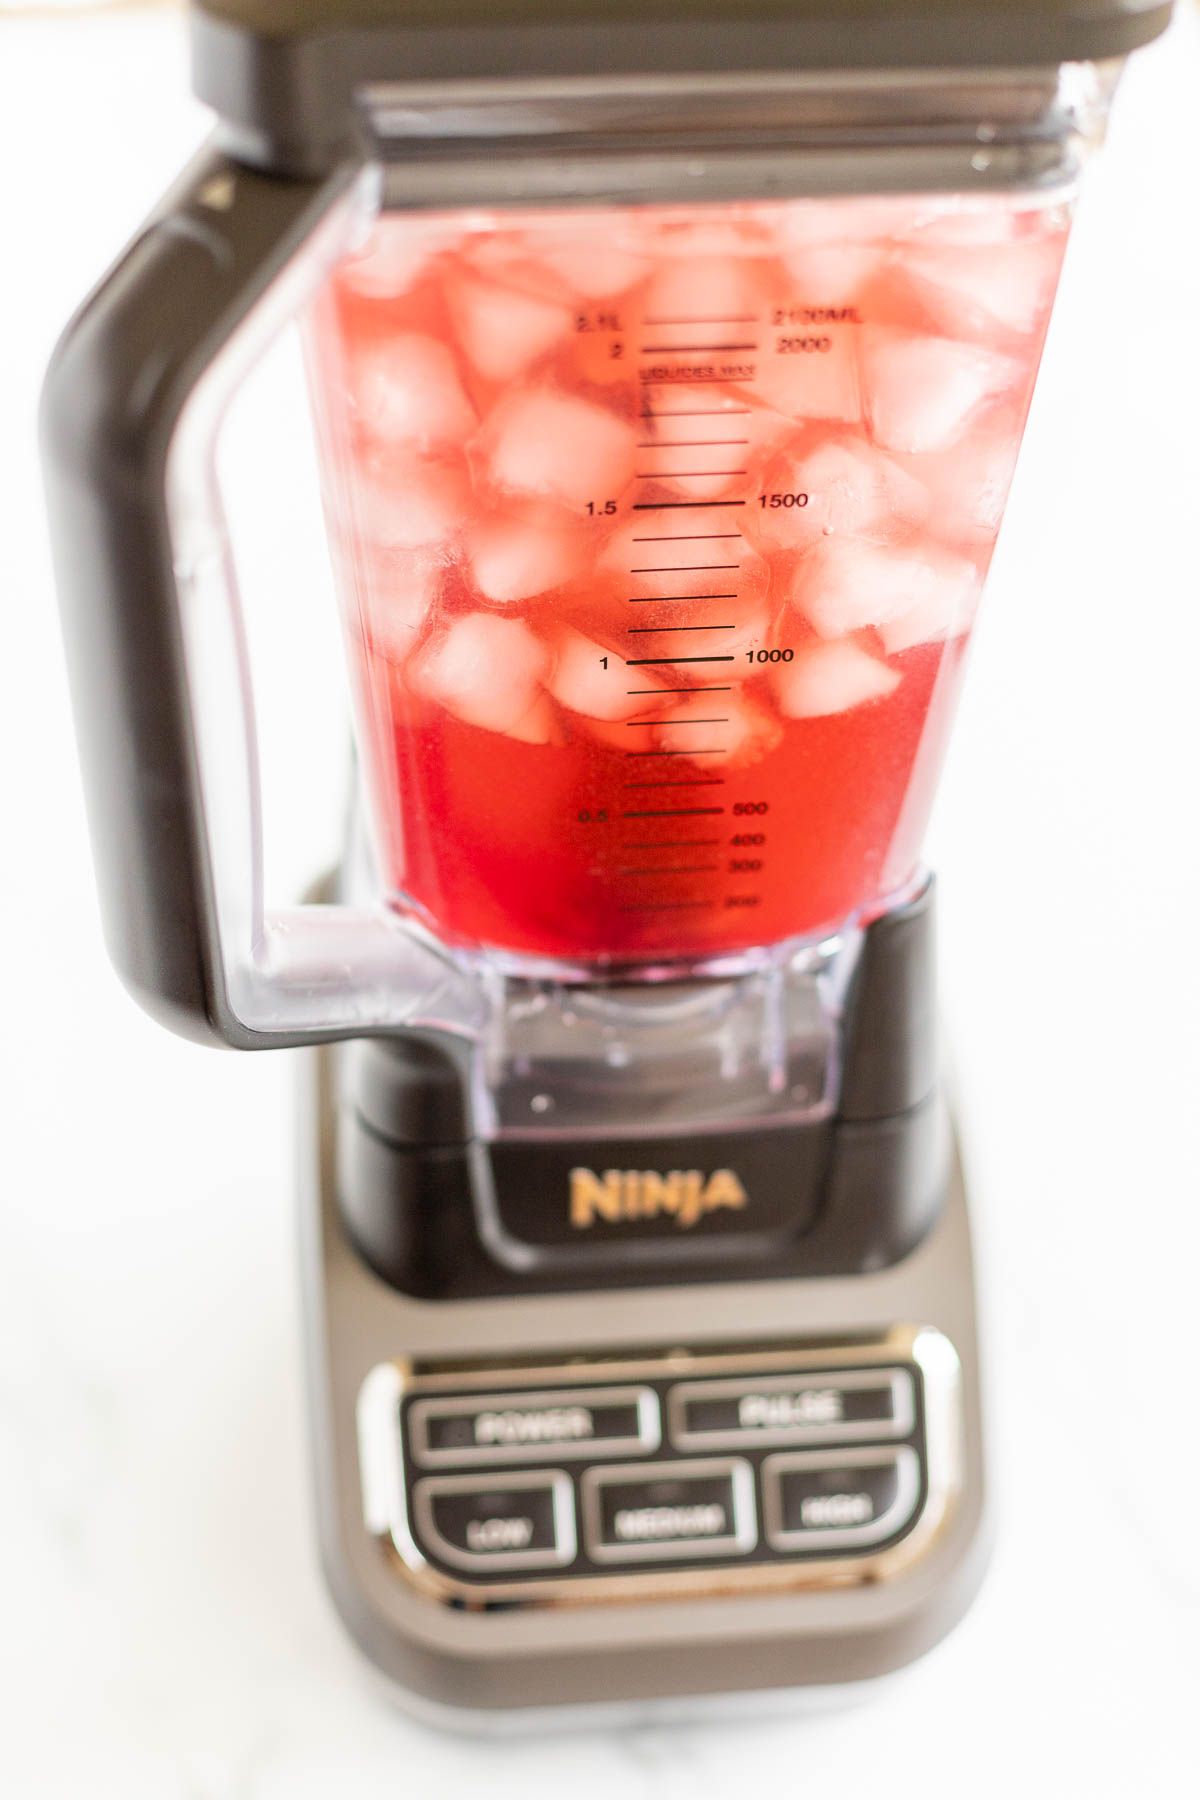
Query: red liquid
306 194 1068 963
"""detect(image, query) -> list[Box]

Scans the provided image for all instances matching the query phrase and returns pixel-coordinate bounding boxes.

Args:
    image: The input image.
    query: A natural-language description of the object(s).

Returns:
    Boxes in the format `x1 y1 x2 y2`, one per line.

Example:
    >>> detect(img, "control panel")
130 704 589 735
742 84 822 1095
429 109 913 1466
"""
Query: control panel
358 1329 962 1606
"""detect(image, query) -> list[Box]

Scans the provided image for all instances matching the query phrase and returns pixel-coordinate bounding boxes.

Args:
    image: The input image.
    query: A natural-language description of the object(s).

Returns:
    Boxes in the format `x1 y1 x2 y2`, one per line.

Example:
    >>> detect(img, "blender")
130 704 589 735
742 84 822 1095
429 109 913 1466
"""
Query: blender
41 0 1170 1723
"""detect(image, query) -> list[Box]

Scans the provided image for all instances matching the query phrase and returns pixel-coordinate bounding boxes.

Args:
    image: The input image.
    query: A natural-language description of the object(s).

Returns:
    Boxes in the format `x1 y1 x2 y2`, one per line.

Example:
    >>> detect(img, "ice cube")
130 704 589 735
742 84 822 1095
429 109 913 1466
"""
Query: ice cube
862 331 1020 454
640 214 776 260
355 453 469 551
753 437 929 551
904 240 1063 338
362 550 440 663
776 196 929 248
412 612 552 739
467 504 586 606
339 225 449 299
654 688 782 767
350 333 476 449
486 389 635 509
496 693 561 744
642 256 766 330
774 640 902 718
752 341 862 426
876 552 979 654
778 244 882 306
792 540 971 640
536 237 648 298
918 414 1022 540
548 628 661 720
911 202 1028 248
449 274 572 381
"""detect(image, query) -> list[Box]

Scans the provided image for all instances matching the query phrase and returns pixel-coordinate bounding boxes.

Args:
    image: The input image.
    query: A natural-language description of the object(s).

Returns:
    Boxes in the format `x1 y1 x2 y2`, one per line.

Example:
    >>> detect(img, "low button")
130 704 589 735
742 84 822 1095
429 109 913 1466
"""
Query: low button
410 1386 660 1466
414 1472 576 1572
764 1447 922 1553
583 1459 756 1563
669 1367 915 1450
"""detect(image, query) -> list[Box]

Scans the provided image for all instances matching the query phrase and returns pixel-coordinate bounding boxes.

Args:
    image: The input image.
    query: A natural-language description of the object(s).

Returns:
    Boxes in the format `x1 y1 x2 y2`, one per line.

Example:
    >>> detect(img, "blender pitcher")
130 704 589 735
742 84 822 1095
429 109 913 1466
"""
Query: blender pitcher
42 0 1169 1723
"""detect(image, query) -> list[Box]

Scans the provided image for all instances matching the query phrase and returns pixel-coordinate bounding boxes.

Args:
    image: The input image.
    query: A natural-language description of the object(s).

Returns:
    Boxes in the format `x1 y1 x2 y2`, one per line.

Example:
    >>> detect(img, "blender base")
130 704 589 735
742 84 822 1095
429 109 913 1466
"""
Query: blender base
298 1042 989 1722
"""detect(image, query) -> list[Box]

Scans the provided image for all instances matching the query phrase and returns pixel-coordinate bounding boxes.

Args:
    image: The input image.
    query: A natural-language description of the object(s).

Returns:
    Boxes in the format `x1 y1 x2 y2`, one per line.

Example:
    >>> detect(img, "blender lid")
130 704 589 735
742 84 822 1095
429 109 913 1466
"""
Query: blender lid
192 0 1173 174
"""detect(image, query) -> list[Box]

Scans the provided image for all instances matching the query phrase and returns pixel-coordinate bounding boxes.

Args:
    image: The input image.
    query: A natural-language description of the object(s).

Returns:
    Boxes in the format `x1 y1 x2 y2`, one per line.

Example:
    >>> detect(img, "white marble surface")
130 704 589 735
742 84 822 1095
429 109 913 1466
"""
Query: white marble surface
2 9 1199 1794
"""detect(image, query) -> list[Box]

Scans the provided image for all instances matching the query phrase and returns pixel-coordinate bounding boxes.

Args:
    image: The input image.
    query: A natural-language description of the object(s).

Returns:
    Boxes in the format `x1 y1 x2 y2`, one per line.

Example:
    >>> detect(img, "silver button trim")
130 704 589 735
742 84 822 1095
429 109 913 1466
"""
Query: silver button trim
581 1457 757 1564
410 1384 661 1467
667 1367 915 1450
762 1445 922 1553
413 1470 576 1572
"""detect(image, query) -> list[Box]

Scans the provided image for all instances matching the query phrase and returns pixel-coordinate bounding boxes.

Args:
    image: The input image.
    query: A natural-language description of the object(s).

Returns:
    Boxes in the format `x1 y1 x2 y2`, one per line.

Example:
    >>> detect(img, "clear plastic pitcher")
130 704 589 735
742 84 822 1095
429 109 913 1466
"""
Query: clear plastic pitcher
41 19 1137 1083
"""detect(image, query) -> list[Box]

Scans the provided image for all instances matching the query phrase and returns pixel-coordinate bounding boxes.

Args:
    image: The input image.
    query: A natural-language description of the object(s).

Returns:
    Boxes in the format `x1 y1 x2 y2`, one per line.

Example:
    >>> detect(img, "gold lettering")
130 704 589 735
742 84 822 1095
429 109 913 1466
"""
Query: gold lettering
679 1171 703 1228
569 1167 750 1230
569 1168 623 1227
703 1169 749 1215
637 1172 680 1220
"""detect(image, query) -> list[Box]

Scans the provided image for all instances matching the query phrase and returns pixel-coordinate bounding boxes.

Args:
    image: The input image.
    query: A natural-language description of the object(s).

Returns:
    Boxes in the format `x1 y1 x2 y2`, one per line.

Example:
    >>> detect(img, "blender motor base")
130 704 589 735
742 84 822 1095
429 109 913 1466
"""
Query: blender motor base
299 1045 989 1723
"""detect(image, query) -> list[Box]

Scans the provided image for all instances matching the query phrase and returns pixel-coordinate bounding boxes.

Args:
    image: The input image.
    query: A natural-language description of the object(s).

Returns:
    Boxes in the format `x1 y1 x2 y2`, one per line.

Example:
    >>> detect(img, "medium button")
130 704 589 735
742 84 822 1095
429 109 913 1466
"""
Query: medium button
582 1459 756 1563
763 1447 921 1552
410 1385 660 1466
413 1471 576 1571
668 1367 915 1450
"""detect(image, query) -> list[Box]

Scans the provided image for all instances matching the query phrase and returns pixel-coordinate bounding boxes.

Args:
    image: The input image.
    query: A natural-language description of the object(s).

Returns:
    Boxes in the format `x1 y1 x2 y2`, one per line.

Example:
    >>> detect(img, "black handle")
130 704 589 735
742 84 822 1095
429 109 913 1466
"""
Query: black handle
41 144 362 1047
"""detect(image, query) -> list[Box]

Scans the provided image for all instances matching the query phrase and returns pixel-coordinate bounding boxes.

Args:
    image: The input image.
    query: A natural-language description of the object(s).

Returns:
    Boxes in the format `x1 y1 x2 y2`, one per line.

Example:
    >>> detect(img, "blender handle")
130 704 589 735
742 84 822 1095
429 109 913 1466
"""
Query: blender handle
41 144 479 1049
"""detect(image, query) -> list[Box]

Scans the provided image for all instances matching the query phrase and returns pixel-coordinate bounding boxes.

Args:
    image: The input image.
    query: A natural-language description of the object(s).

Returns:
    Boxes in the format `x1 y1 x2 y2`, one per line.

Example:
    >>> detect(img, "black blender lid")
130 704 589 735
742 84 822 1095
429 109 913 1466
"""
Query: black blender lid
192 0 1172 173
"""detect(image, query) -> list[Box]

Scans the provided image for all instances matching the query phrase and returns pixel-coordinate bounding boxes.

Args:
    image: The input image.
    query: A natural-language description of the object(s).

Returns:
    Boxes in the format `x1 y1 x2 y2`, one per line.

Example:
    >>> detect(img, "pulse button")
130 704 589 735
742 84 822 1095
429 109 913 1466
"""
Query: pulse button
413 1472 576 1572
668 1367 915 1449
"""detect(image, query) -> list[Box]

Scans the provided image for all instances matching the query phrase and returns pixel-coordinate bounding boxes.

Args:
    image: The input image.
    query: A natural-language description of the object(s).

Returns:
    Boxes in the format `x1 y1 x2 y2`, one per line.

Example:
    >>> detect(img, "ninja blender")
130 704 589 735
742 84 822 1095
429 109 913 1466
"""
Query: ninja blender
41 0 1171 1724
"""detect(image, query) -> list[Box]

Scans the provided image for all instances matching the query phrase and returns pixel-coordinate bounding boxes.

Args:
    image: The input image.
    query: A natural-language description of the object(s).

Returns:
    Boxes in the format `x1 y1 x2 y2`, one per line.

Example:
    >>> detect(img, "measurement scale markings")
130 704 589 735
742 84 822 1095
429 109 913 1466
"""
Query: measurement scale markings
633 500 746 509
627 592 736 603
623 778 725 788
632 533 741 542
640 408 751 419
628 625 736 637
621 900 714 912
627 747 726 757
640 345 757 358
625 717 728 726
635 468 748 479
623 807 725 817
627 684 733 695
643 315 759 325
626 654 736 665
630 564 739 573
616 864 721 876
622 839 721 849
636 438 749 449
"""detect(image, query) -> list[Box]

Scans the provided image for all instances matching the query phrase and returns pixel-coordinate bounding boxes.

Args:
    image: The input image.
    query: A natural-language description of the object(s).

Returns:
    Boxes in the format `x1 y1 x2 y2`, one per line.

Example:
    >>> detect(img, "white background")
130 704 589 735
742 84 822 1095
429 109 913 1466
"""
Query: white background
2 7 1199 1795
